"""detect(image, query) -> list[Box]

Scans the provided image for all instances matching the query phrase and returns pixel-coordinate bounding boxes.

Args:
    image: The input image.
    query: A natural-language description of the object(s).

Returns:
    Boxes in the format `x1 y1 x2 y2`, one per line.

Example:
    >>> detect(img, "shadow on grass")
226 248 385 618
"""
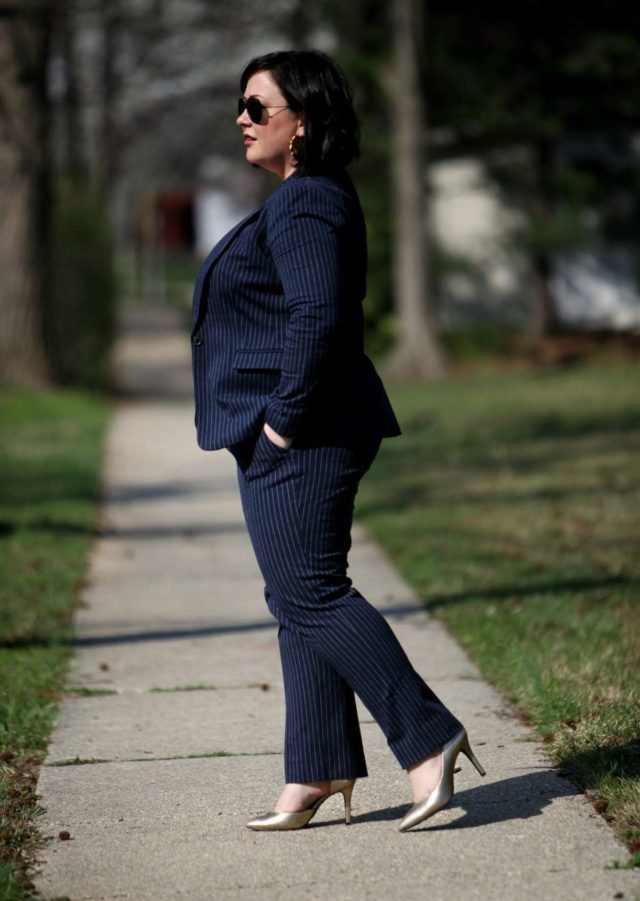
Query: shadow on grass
358 479 638 518
422 574 638 613
556 738 640 812
0 467 100 510
369 410 640 496
401 408 640 443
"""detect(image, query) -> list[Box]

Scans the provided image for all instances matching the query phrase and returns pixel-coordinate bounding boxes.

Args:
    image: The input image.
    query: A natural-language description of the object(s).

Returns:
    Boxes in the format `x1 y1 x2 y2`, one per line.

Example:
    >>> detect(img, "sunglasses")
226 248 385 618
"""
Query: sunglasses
237 96 290 125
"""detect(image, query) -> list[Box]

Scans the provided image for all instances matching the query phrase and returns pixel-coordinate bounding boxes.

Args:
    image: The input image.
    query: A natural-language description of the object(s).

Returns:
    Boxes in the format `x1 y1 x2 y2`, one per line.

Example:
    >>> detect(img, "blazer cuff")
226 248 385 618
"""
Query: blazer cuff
263 403 300 440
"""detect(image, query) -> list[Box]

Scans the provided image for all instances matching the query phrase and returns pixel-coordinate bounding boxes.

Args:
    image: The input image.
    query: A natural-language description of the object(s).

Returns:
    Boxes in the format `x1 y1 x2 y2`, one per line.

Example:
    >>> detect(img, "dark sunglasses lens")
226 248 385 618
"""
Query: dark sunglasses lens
238 98 264 124
248 99 265 123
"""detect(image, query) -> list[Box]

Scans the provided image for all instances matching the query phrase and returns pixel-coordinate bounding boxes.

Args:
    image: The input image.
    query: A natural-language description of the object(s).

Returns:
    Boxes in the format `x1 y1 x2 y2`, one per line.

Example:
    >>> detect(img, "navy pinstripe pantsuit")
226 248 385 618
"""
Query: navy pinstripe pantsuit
192 167 462 782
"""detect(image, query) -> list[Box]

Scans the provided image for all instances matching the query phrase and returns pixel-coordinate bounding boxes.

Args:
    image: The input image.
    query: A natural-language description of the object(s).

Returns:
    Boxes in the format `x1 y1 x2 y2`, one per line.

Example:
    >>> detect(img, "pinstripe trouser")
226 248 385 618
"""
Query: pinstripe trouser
231 429 462 783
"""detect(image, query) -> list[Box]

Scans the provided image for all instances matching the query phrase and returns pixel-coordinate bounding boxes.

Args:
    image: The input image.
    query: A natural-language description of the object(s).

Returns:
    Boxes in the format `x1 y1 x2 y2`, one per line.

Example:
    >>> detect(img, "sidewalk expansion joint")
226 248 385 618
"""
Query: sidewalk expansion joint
150 682 272 693
63 687 119 697
46 750 281 767
61 683 275 697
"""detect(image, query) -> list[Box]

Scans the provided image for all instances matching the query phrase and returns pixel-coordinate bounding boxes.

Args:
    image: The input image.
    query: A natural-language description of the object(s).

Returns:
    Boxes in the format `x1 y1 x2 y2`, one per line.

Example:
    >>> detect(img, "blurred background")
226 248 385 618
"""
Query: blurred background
2 0 640 388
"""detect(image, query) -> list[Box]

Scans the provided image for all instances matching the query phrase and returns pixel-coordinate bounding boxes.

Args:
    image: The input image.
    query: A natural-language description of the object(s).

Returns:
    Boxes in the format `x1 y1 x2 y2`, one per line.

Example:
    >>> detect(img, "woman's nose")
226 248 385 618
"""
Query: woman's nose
237 109 251 126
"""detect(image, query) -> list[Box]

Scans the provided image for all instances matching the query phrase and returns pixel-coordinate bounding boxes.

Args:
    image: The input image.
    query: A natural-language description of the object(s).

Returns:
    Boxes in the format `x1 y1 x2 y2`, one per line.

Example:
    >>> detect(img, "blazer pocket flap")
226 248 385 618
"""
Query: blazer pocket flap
233 348 283 371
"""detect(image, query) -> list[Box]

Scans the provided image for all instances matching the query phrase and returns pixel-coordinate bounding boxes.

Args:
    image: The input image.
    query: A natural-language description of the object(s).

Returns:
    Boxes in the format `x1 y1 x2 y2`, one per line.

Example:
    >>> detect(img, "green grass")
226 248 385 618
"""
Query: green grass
0 387 108 897
357 360 640 861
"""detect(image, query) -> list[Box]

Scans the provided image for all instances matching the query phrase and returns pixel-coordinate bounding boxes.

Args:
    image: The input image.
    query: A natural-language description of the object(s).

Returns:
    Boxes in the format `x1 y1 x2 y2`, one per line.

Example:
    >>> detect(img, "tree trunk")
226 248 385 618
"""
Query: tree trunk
56 0 85 178
528 138 557 346
99 0 119 193
0 2 52 386
382 0 445 381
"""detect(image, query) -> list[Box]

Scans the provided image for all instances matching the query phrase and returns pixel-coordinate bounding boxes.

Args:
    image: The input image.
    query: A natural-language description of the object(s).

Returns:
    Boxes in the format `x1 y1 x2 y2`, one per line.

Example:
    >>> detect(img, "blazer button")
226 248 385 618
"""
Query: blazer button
193 335 203 346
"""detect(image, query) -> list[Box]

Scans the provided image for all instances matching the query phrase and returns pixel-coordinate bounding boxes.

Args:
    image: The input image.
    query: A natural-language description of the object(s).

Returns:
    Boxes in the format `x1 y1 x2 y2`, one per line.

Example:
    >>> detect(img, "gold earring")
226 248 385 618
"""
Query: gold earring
289 135 302 158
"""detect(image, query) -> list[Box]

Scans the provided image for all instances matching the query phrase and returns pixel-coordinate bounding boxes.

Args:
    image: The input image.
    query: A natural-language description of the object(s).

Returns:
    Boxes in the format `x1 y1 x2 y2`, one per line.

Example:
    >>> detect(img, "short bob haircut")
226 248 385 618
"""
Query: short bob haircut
240 50 360 175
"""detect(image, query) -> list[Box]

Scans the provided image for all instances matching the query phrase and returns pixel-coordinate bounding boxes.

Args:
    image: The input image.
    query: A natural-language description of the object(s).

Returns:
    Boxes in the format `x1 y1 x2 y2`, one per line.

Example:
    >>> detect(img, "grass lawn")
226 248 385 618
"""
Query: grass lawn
0 388 108 898
357 360 640 864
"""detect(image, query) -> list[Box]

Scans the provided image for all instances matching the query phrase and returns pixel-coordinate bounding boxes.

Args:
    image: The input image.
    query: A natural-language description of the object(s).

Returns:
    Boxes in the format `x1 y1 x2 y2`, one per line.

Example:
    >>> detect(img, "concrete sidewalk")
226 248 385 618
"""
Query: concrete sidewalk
35 308 638 900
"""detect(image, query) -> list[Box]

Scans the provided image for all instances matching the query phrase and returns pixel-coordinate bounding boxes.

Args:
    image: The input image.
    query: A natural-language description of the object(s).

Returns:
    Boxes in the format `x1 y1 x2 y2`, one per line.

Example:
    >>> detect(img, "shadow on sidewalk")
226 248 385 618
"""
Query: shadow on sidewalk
70 603 430 647
318 770 579 830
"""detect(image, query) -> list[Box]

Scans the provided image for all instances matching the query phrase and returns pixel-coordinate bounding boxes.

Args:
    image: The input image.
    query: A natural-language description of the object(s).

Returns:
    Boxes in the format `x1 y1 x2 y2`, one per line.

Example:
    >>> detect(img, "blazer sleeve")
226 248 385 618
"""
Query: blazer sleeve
263 179 346 439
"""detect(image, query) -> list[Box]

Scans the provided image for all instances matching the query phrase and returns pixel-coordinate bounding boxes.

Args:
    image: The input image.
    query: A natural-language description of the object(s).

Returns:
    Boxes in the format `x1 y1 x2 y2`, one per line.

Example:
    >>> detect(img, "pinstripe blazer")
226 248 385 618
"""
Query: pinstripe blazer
191 167 401 451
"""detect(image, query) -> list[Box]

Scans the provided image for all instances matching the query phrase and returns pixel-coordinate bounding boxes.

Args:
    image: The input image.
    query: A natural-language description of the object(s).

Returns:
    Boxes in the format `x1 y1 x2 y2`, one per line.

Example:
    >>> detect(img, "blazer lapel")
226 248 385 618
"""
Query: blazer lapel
191 204 263 330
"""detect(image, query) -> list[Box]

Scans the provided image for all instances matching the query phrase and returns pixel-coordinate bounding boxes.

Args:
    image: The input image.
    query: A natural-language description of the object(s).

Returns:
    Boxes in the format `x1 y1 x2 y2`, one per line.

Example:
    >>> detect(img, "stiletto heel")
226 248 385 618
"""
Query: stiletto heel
247 779 357 831
341 780 354 825
399 728 485 832
460 732 486 776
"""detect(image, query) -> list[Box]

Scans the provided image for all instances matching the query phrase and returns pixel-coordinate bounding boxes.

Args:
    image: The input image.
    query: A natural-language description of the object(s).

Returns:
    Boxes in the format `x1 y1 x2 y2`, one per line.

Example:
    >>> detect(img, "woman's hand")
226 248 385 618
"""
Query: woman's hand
263 421 293 449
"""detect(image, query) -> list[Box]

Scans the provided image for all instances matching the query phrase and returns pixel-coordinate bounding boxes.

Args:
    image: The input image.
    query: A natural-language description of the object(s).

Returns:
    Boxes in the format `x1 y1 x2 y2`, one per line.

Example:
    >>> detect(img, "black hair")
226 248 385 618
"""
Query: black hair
240 50 360 175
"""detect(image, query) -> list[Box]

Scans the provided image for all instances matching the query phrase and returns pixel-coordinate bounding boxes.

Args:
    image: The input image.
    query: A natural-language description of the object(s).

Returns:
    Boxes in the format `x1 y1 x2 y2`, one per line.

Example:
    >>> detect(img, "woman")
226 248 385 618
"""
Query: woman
191 49 484 832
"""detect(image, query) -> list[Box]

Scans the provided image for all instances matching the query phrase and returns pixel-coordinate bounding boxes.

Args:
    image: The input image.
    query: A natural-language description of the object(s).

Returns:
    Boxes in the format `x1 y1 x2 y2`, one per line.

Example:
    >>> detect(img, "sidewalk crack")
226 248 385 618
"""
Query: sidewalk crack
46 750 281 767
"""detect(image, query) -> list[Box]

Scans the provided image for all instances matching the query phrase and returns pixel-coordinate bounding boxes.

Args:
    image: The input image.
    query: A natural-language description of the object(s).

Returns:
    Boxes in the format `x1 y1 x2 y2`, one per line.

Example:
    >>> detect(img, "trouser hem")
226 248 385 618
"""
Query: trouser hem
284 764 369 782
389 718 464 770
